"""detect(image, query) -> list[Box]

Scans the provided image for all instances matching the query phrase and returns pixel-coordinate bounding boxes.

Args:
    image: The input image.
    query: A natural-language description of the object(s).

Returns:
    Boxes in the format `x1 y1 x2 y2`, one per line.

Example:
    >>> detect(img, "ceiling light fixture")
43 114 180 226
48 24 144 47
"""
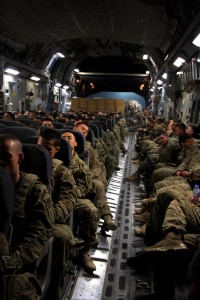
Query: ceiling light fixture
74 68 80 73
5 68 20 75
192 33 200 47
162 73 167 79
157 79 163 85
173 57 185 67
63 85 69 89
56 52 65 58
30 76 40 81
55 83 62 87
143 54 148 60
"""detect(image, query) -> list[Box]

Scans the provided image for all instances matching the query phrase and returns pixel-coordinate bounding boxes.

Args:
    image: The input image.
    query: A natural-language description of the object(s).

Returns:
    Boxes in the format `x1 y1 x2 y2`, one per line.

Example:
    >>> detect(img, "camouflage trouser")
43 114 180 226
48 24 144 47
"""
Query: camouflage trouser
152 176 191 197
145 185 193 246
12 272 40 300
138 140 157 160
44 225 75 300
163 199 200 236
105 155 117 179
139 152 159 174
150 167 176 194
145 185 200 245
74 199 99 245
87 179 112 218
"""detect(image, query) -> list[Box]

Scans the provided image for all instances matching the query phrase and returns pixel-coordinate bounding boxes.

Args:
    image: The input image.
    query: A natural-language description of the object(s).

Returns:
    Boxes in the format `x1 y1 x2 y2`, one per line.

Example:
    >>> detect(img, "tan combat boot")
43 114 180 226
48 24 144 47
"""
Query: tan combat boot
132 158 141 164
125 170 140 181
134 223 147 237
76 251 96 274
144 232 187 254
101 215 117 231
141 198 157 209
134 206 147 215
134 211 150 222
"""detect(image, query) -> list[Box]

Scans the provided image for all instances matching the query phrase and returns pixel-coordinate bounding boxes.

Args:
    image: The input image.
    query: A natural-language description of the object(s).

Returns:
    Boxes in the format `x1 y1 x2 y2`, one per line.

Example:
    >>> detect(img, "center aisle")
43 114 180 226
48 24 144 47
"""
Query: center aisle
101 132 150 300
69 134 130 300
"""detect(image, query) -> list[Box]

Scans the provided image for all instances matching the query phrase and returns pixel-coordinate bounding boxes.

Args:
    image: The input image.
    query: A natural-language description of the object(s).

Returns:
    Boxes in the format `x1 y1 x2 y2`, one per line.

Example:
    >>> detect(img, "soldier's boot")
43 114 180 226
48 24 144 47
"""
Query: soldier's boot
134 211 150 223
122 148 128 156
132 154 139 160
132 158 141 164
141 198 157 210
140 192 150 198
75 250 96 274
101 215 117 231
125 170 140 181
134 223 147 236
127 233 187 269
134 206 147 215
144 232 187 255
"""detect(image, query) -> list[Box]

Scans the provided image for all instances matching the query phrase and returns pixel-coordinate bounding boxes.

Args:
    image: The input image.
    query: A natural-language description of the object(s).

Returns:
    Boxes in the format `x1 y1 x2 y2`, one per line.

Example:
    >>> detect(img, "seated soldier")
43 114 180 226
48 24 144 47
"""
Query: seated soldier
134 165 200 238
0 134 54 299
38 128 99 274
71 123 117 231
127 165 200 300
41 117 54 128
150 133 200 195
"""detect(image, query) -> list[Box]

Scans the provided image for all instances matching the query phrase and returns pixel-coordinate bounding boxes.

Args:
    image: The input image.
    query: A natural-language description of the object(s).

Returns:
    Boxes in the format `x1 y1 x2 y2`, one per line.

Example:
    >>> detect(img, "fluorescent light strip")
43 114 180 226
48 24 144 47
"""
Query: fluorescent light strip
192 33 200 47
5 68 19 75
157 79 163 85
56 52 65 58
30 76 40 81
55 83 62 87
173 57 185 67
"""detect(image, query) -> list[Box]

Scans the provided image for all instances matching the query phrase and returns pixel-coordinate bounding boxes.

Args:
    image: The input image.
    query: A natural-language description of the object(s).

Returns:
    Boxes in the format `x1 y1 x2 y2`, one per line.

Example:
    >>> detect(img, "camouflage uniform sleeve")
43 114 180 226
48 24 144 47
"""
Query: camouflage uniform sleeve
12 180 54 272
52 163 77 223
87 144 103 179
175 146 200 172
71 154 93 198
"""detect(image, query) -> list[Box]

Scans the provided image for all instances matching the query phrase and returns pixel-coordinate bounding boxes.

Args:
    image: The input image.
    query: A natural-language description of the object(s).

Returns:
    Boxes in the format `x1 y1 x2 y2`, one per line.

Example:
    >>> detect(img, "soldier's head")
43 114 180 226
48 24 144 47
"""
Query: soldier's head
38 128 60 158
73 122 89 137
178 133 194 149
61 131 77 154
0 134 23 182
157 131 168 145
41 117 54 128
174 123 186 136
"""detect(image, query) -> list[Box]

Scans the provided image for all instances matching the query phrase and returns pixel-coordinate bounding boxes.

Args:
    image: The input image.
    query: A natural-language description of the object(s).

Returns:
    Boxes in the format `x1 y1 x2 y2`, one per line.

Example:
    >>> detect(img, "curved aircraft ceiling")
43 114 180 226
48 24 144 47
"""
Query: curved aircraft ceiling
0 0 200 97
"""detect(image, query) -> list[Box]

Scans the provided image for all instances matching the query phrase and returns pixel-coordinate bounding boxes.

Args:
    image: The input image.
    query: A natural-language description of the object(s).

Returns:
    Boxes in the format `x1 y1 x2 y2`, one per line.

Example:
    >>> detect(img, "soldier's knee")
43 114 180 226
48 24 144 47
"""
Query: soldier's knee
92 179 104 190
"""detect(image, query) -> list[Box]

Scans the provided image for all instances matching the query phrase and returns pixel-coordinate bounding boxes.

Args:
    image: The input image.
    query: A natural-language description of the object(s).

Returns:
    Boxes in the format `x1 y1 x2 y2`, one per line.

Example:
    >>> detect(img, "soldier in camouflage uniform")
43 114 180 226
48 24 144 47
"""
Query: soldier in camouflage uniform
94 136 116 180
127 165 200 300
113 123 128 156
126 131 180 182
38 129 99 274
72 123 117 232
150 133 200 194
0 134 55 299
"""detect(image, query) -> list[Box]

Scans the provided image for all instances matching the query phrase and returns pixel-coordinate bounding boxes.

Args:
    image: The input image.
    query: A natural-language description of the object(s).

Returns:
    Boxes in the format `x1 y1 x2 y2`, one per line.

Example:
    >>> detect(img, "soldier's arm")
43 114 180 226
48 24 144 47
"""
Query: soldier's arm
71 157 93 198
53 164 77 223
12 181 54 272
88 146 103 178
